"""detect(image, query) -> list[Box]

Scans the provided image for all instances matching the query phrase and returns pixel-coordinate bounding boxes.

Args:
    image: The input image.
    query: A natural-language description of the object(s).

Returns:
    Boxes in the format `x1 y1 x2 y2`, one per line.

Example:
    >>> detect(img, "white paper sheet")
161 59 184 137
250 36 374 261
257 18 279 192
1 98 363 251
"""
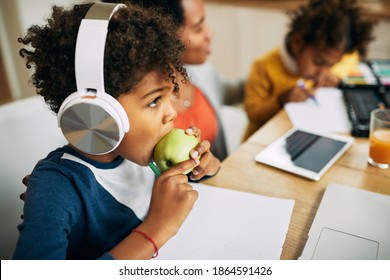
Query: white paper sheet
157 183 295 260
284 88 352 133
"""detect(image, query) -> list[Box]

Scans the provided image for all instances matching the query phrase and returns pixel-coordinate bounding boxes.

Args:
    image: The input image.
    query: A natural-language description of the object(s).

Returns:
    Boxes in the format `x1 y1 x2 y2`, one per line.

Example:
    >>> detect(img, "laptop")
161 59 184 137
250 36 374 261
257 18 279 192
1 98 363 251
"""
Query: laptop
299 183 390 260
341 60 390 137
342 87 390 137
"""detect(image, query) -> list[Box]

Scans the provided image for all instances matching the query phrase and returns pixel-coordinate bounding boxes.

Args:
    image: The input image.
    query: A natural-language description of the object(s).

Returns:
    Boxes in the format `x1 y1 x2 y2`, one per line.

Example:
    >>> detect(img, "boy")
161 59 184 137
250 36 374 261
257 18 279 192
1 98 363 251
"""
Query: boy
13 2 220 259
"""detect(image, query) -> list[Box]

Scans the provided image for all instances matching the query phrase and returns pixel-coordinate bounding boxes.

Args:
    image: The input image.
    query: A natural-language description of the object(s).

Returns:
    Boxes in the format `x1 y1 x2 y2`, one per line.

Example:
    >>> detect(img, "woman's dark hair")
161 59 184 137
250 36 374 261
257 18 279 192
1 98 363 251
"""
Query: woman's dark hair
18 2 187 113
286 0 377 57
102 0 185 25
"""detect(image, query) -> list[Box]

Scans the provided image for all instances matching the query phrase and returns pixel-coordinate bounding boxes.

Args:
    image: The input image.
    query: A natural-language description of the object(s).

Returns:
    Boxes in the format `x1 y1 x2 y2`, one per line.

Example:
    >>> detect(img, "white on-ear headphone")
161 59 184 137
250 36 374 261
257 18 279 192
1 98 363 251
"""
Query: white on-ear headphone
57 3 129 155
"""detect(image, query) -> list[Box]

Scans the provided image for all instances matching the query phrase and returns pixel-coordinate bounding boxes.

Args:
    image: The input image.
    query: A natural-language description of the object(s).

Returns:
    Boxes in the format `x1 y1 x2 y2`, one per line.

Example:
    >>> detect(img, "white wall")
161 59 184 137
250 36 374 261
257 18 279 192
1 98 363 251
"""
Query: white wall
206 3 289 80
0 0 88 101
17 0 87 31
369 19 390 59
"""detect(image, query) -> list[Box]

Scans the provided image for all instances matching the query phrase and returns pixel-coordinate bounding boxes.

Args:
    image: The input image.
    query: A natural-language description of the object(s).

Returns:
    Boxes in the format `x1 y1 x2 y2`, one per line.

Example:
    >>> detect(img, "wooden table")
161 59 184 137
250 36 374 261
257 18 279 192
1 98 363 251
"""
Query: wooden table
203 109 390 260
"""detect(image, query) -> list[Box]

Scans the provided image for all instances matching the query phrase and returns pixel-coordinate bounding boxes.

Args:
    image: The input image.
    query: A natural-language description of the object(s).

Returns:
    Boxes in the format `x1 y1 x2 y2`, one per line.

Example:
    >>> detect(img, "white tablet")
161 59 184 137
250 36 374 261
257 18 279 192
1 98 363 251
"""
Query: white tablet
255 128 354 181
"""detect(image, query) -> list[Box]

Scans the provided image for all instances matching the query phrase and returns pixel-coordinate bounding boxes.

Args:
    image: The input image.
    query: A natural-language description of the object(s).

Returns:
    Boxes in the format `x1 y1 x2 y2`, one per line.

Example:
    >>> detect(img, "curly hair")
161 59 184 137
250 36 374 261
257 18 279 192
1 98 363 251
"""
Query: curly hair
18 2 188 113
286 0 377 58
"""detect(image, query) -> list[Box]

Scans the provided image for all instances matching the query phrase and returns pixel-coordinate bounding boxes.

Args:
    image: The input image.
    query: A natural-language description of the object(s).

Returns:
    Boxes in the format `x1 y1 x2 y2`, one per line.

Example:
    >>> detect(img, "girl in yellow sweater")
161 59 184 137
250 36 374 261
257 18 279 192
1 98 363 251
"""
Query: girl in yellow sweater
243 0 377 140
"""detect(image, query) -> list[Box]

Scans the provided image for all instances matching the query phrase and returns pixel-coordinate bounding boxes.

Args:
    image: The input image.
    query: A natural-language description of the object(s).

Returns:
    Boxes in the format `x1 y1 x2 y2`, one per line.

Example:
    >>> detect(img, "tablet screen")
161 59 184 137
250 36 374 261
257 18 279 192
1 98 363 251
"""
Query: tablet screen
290 134 348 173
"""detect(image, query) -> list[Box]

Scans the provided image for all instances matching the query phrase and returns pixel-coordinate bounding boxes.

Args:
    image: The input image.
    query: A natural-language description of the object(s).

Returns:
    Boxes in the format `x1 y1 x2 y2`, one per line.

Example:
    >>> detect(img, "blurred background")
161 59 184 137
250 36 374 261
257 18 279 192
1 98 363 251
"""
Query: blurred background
1 0 389 105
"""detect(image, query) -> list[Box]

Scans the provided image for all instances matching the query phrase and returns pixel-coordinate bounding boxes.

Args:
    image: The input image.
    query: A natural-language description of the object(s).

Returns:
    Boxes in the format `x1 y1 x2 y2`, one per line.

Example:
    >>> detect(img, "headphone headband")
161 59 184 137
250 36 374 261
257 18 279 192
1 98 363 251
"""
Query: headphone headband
75 3 125 94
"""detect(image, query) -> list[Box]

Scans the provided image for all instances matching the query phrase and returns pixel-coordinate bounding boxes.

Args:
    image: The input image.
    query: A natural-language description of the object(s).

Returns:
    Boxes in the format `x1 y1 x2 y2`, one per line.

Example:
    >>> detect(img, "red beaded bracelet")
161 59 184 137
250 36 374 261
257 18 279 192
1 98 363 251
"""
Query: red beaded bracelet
133 229 159 258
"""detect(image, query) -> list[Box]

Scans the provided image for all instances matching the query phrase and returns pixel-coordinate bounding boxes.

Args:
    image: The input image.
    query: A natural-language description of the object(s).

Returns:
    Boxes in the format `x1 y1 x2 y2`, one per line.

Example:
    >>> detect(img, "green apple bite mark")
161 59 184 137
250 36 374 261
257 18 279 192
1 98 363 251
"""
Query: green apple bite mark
153 128 200 174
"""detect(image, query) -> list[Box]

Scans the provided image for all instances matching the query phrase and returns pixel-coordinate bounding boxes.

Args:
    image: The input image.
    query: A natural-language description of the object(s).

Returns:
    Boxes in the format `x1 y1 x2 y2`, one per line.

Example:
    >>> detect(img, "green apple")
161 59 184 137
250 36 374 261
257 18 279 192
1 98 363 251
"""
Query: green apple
153 128 199 173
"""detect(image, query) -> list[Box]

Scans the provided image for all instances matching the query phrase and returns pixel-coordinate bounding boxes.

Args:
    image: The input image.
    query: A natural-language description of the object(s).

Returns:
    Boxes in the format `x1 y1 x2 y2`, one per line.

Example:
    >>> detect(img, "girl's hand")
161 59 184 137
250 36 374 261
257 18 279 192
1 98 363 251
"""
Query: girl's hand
185 126 221 181
279 85 315 104
314 71 340 88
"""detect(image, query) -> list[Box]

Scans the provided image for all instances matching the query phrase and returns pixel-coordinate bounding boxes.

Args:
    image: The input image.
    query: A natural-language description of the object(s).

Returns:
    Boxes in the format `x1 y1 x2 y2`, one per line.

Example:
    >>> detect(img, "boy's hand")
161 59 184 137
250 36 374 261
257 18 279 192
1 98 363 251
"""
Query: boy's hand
184 126 221 181
20 175 29 201
19 175 30 219
142 158 200 247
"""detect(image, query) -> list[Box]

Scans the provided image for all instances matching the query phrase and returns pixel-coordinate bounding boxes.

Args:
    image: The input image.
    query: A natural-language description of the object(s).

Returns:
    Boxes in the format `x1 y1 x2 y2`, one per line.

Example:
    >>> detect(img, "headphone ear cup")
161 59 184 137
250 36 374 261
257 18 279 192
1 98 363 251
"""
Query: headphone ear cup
57 3 129 155
58 91 130 155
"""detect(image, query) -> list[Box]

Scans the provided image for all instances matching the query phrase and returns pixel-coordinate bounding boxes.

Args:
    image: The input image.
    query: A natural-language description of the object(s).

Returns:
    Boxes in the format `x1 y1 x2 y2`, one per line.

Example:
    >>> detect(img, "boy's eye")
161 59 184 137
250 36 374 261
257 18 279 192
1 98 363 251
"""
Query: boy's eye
148 97 161 108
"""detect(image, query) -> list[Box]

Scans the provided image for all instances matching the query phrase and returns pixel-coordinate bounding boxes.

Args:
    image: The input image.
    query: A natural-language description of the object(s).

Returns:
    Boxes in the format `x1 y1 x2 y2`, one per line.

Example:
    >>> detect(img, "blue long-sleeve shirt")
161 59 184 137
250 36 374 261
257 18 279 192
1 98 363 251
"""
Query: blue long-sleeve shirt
13 145 154 259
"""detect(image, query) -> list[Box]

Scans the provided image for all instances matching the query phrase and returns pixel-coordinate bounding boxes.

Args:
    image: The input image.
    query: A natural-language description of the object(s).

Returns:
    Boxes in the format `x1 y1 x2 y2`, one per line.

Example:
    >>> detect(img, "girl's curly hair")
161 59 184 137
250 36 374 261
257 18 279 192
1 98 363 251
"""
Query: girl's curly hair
18 3 188 113
286 0 377 57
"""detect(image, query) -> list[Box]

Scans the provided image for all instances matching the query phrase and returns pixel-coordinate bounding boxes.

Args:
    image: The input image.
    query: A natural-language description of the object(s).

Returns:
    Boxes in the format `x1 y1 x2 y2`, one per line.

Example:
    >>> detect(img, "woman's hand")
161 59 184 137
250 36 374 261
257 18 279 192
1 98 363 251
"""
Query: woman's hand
184 126 221 181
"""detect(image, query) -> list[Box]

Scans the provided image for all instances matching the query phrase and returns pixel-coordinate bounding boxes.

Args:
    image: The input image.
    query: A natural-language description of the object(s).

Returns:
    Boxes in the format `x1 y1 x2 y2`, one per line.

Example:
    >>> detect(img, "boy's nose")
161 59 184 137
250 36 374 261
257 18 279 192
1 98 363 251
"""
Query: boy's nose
163 102 177 124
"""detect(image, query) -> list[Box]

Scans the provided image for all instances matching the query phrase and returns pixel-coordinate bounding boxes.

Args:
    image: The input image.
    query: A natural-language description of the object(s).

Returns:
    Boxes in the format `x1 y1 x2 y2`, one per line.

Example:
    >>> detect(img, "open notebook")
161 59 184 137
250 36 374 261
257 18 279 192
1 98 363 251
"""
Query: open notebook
284 88 352 133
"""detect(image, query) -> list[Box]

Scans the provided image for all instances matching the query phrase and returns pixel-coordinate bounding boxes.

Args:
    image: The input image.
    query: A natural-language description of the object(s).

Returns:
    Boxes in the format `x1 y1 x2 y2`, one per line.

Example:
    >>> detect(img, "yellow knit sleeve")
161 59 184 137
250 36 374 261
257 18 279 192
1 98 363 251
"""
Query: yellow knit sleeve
244 53 287 139
245 63 280 118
